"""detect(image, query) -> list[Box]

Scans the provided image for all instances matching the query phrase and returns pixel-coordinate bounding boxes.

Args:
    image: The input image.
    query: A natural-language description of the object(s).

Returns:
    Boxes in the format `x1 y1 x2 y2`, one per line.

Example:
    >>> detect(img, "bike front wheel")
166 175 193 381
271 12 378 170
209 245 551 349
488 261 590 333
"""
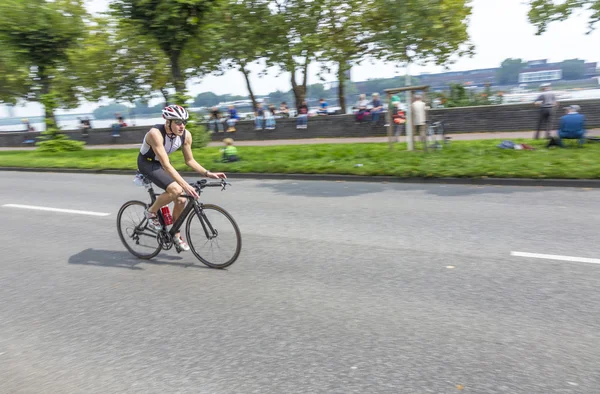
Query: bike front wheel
117 200 162 260
185 204 242 269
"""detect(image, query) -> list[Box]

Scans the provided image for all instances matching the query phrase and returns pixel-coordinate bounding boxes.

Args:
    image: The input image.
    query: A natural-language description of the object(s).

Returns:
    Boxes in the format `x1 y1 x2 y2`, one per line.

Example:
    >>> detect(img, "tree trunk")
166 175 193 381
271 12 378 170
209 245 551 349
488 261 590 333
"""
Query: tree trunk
288 59 306 110
170 51 185 94
240 63 258 110
161 89 170 107
337 60 348 114
38 68 57 130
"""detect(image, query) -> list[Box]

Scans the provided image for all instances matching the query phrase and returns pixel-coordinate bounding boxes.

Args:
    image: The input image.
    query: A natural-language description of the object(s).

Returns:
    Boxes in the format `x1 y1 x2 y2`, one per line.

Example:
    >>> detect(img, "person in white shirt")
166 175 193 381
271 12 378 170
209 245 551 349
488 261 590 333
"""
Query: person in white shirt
534 83 558 139
411 95 428 151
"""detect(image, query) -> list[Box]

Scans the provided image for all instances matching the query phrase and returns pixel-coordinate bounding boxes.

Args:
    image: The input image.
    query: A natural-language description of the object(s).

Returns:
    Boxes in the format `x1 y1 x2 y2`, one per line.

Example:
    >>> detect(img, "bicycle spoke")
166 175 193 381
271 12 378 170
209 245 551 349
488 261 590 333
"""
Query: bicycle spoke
117 201 161 259
186 204 241 269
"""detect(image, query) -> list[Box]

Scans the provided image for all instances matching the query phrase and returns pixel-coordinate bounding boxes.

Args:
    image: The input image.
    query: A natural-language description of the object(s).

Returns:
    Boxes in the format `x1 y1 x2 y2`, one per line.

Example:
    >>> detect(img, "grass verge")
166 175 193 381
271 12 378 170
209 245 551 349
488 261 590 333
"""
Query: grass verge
0 138 599 179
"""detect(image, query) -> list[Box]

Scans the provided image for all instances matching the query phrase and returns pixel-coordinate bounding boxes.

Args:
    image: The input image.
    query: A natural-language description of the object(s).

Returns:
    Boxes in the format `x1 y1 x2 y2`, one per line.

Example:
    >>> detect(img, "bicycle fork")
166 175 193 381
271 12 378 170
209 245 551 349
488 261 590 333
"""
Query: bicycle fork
194 203 218 240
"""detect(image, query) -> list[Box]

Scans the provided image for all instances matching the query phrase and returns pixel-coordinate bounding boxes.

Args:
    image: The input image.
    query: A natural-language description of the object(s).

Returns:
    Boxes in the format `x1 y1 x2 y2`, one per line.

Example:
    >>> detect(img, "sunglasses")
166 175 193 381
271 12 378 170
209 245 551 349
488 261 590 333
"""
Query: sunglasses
173 120 187 126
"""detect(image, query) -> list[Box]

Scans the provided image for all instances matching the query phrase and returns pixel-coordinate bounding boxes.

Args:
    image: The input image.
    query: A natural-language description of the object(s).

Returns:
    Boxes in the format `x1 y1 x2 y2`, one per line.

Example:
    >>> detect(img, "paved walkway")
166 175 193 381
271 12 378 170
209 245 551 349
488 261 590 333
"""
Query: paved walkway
1 129 599 151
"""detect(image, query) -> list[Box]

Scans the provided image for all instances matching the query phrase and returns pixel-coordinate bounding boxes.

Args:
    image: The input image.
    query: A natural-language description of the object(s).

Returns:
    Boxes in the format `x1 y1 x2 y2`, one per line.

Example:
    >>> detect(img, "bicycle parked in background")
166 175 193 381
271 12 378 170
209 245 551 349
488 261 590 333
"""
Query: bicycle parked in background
117 173 242 269
425 120 451 150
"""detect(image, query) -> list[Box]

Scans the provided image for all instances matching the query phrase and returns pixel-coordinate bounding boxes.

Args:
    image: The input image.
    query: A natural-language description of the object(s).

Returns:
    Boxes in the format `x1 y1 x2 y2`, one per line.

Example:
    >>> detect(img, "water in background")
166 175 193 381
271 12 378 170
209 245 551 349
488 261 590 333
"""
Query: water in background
1 89 599 133
0 116 166 133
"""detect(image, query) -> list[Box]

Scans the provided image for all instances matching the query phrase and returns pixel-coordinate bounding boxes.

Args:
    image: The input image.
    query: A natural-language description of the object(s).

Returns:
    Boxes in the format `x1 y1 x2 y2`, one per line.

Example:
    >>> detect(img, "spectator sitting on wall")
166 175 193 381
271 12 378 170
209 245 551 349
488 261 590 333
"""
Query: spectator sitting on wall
548 104 586 148
208 106 224 133
112 114 126 137
296 100 309 129
317 98 328 115
354 94 370 122
369 93 384 125
79 117 91 137
254 103 265 130
265 104 277 130
22 119 35 132
279 102 290 118
221 138 240 162
226 105 239 132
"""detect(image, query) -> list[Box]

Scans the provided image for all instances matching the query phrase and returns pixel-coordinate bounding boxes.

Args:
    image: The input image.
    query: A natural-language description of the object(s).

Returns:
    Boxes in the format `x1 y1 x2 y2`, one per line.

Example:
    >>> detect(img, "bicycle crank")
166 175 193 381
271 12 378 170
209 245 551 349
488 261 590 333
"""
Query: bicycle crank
157 231 174 250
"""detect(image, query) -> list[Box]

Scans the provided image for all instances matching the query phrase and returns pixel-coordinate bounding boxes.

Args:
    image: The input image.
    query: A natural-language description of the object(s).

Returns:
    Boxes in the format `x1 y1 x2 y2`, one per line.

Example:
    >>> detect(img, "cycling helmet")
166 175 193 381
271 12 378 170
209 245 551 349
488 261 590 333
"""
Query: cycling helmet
162 104 189 121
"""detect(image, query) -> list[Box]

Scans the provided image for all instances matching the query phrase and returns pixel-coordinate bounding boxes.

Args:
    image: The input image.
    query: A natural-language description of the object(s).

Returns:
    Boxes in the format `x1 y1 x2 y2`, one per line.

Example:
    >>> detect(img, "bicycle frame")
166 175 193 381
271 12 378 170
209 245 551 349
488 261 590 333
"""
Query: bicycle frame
145 184 215 239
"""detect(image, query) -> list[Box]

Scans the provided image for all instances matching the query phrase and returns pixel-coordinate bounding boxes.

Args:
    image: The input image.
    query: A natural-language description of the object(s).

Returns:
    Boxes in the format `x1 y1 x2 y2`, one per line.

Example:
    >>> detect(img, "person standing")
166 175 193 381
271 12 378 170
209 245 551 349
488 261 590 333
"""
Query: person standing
533 83 558 139
412 95 428 151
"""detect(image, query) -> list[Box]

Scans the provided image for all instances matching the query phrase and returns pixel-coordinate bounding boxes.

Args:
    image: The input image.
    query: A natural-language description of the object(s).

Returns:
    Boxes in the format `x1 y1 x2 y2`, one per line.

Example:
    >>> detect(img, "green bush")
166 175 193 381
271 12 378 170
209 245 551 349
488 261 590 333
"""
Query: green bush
36 128 85 153
169 91 211 149
188 121 211 149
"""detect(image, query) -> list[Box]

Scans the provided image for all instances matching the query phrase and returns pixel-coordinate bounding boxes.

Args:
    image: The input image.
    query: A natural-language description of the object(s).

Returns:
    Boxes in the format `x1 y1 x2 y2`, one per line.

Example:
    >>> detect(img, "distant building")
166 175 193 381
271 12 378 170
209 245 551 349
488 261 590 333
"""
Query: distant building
518 69 562 84
416 58 598 89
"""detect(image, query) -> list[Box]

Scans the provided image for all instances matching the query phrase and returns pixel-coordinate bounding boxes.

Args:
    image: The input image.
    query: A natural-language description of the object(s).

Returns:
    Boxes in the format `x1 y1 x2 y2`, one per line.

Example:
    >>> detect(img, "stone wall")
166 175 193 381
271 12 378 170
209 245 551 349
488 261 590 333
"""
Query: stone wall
1 98 598 147
428 99 600 134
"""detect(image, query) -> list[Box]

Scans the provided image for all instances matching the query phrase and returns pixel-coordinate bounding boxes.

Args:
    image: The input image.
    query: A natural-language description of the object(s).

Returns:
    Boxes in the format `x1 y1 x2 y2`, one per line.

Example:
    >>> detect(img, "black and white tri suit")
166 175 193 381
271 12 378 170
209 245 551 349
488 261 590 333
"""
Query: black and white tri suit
137 124 186 190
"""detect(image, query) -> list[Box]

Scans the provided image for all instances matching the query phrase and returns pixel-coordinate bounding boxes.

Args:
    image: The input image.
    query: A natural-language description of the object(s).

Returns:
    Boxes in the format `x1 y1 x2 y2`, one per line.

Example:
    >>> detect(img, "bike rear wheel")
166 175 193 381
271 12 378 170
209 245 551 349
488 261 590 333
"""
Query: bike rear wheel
117 200 162 259
185 204 242 269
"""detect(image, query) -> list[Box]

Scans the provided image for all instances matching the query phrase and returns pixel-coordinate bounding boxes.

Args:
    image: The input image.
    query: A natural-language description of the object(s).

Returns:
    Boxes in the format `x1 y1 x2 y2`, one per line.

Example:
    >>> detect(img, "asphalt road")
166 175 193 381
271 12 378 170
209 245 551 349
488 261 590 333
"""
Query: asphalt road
0 171 599 394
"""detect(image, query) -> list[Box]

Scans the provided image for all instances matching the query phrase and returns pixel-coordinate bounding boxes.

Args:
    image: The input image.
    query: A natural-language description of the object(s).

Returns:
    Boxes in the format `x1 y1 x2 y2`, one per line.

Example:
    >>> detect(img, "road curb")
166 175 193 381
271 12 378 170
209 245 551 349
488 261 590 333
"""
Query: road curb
1 166 600 188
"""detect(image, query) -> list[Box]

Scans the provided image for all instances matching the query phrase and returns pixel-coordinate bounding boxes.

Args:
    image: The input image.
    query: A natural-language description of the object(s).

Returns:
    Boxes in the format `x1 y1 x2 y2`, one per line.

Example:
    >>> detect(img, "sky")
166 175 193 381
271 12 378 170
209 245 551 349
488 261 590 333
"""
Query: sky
4 0 600 117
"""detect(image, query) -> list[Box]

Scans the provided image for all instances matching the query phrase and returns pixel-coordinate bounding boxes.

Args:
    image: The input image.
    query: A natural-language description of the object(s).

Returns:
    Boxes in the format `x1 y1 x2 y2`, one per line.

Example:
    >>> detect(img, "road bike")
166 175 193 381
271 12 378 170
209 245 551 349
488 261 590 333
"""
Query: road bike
117 173 242 269
425 120 451 150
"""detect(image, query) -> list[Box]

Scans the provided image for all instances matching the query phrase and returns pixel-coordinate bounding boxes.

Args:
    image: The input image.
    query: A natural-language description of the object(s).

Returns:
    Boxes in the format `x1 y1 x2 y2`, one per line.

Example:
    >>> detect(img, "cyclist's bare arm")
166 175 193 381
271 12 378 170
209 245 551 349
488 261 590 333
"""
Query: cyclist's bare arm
147 128 197 197
182 132 227 179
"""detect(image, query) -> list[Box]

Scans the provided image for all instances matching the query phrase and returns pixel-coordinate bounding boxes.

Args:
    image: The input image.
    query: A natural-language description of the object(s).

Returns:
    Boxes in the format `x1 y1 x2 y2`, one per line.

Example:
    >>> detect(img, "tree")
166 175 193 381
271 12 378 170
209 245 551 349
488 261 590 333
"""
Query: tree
528 0 600 34
375 0 474 77
318 0 380 113
496 58 526 85
266 0 328 108
561 58 586 80
206 0 272 110
110 0 221 95
266 89 294 106
72 17 174 107
0 52 30 105
307 83 326 100
193 92 220 107
0 0 88 126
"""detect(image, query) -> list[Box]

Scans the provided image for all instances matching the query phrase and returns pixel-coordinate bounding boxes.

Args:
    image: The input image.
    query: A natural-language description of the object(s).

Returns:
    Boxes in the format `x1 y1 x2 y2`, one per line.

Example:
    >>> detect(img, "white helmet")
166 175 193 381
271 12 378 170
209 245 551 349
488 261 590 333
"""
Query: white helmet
162 104 189 121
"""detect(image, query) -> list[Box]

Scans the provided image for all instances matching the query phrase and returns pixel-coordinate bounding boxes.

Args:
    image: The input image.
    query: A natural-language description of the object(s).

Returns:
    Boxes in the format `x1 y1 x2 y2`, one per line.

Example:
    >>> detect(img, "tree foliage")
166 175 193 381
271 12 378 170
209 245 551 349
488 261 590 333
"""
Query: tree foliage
318 0 379 112
110 0 221 94
561 58 586 80
375 0 474 66
317 0 473 112
0 0 502 121
0 0 88 123
0 51 30 104
205 0 272 110
265 0 328 108
528 0 600 34
496 58 526 85
72 17 173 106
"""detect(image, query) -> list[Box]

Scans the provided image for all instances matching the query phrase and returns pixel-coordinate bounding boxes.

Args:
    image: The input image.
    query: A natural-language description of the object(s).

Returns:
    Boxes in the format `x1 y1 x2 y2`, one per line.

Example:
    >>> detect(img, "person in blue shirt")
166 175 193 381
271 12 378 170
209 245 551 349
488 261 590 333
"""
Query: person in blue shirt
317 98 328 115
254 103 265 130
370 93 384 124
555 105 586 147
226 105 239 132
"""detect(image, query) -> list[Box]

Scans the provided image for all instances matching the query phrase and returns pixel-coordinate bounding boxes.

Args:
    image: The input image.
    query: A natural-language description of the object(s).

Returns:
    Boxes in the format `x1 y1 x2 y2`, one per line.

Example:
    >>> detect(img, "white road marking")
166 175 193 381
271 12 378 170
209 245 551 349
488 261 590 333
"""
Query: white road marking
511 251 600 265
2 204 110 217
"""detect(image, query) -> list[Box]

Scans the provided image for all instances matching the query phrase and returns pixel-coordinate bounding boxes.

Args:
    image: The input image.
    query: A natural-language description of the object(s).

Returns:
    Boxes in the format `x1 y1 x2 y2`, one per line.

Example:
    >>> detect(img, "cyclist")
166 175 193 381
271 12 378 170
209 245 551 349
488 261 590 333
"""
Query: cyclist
138 104 227 252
